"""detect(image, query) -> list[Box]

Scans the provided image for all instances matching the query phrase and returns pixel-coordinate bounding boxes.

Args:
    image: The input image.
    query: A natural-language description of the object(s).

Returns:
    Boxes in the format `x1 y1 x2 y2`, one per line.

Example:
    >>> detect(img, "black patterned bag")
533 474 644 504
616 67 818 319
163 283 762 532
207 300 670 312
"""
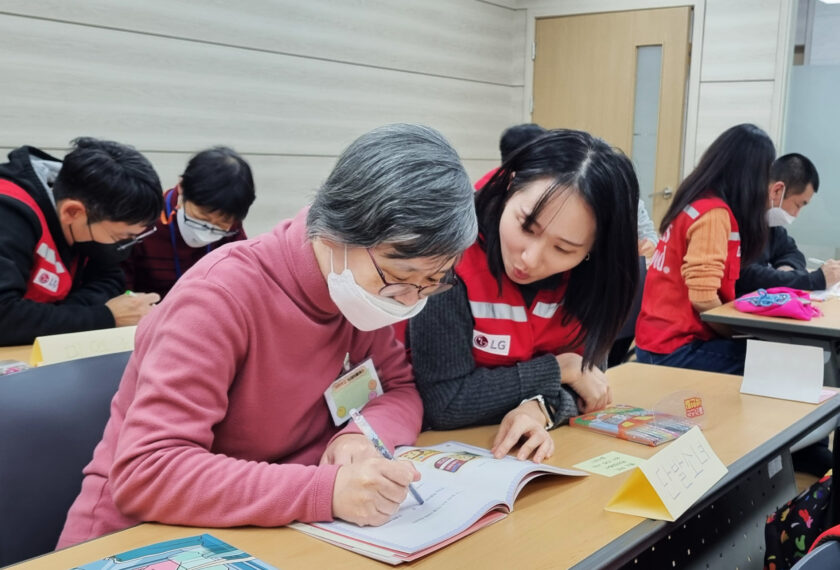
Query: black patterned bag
764 471 832 570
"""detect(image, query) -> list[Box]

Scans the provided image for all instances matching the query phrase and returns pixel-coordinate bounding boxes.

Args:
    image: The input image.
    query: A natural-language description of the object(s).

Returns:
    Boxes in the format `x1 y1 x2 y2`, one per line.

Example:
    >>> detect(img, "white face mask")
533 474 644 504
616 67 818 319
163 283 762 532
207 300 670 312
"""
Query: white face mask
766 188 796 228
177 207 226 248
326 247 427 331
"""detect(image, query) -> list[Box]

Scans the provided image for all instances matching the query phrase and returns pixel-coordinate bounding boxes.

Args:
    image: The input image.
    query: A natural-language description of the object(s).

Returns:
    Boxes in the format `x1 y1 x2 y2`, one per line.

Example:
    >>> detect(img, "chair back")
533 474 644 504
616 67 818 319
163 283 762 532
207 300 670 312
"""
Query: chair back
617 256 648 340
791 540 840 569
607 256 647 367
0 350 131 566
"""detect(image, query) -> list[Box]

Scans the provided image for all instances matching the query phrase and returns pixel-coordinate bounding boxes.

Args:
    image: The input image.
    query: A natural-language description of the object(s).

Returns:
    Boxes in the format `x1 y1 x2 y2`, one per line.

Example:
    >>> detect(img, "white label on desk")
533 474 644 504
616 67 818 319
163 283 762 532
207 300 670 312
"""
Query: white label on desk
767 455 783 479
31 325 136 366
605 426 727 521
740 339 823 403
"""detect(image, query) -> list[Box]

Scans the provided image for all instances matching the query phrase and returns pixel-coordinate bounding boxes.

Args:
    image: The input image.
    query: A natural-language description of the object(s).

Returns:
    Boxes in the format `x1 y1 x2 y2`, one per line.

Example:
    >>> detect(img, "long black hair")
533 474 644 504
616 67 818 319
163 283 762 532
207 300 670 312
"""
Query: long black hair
659 123 775 264
475 129 640 369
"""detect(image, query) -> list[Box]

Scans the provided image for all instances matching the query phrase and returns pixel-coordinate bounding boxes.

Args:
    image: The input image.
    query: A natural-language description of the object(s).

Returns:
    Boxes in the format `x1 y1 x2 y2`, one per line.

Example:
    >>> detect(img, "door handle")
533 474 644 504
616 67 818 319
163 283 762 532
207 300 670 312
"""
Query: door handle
649 187 673 200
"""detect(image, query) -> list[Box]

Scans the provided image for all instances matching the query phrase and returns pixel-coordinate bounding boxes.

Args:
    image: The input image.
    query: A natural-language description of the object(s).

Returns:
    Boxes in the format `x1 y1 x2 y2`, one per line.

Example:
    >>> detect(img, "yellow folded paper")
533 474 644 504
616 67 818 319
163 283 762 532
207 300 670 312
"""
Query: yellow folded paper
31 326 136 366
605 426 727 521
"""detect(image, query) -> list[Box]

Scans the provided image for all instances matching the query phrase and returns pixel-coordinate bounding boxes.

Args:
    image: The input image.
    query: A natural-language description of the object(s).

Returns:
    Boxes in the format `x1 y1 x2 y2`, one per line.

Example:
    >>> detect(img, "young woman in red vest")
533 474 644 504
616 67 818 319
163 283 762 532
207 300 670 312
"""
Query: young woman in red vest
408 129 640 463
634 123 775 374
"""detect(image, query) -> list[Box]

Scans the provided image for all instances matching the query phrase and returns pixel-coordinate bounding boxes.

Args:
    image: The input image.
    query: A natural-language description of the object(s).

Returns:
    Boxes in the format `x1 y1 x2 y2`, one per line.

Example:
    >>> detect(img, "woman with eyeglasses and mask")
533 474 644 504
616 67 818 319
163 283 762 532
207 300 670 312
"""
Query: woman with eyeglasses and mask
408 129 640 464
58 123 478 547
122 146 256 298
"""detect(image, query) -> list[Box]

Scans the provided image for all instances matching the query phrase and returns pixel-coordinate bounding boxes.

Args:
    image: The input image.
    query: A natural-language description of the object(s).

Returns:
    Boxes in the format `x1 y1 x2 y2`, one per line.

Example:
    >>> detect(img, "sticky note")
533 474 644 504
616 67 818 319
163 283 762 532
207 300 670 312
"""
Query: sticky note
574 451 646 477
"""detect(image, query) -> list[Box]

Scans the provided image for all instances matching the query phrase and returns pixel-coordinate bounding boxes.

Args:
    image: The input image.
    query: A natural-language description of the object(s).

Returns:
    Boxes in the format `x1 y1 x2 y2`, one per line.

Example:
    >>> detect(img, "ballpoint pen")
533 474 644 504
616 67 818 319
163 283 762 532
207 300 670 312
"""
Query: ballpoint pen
349 408 424 505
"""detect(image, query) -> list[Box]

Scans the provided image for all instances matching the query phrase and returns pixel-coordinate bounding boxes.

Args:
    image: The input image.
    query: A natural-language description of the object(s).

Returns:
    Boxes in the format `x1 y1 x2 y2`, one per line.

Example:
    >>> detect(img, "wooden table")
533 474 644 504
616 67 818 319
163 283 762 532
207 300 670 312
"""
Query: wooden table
11 363 840 569
0 344 32 366
702 297 840 386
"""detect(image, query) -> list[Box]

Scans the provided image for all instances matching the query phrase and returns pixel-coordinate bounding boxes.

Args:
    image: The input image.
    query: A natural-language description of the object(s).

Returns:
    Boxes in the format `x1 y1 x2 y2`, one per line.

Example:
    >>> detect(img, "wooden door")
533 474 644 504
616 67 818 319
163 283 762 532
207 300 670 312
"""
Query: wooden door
533 7 691 226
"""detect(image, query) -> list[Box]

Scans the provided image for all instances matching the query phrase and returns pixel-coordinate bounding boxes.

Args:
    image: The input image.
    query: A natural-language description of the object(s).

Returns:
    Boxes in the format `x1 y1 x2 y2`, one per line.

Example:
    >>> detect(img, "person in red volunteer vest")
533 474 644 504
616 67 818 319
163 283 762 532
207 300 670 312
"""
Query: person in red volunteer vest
409 129 640 463
122 147 255 298
635 123 775 373
0 138 164 346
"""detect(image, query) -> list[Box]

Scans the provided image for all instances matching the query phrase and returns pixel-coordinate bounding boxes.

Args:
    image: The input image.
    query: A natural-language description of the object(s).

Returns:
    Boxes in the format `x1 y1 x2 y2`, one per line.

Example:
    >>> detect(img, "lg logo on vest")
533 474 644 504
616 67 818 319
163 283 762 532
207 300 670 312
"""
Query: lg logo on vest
650 225 671 274
472 331 511 356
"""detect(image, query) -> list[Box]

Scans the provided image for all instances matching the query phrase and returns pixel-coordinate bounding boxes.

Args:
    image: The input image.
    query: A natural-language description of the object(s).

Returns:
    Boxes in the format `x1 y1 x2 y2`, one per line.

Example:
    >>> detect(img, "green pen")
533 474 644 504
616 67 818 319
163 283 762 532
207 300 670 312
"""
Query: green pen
124 290 135 296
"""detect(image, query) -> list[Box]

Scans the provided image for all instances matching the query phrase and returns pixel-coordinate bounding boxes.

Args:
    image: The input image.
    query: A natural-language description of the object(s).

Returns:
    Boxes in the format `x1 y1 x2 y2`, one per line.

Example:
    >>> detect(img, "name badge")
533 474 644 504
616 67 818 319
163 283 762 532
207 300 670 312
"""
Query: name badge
324 358 383 426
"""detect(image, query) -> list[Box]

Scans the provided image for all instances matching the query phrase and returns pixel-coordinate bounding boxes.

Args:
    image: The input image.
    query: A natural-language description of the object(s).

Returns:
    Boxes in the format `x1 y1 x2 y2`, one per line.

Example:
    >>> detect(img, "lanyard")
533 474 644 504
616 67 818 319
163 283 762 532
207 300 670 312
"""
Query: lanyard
166 190 210 279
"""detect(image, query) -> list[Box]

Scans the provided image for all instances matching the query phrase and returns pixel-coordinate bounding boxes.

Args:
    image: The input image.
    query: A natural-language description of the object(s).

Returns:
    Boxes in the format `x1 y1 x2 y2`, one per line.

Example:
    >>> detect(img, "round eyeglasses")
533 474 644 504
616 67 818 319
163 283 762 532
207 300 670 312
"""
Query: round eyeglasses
366 248 456 298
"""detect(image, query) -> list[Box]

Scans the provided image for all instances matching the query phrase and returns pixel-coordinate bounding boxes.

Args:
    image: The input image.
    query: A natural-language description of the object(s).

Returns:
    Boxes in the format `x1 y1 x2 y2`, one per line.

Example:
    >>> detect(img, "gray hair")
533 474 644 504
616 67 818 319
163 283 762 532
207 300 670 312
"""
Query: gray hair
307 123 477 259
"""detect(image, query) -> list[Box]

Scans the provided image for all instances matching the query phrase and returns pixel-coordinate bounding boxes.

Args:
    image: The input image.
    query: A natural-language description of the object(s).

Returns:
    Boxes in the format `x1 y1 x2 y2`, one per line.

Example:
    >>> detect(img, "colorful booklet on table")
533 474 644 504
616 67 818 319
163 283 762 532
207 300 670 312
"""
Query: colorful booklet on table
290 440 587 565
569 404 697 446
73 533 276 569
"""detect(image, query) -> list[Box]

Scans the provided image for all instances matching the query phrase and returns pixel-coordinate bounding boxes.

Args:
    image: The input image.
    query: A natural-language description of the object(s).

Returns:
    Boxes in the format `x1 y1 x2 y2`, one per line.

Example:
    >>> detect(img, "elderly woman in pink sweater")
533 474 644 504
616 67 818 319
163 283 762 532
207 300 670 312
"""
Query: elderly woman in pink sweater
58 124 477 547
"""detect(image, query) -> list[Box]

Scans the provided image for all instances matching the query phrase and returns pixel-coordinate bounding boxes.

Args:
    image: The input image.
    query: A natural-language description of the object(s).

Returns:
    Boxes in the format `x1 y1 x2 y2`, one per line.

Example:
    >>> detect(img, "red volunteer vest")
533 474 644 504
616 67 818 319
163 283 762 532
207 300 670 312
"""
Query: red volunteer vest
456 242 583 368
0 179 75 302
635 196 740 354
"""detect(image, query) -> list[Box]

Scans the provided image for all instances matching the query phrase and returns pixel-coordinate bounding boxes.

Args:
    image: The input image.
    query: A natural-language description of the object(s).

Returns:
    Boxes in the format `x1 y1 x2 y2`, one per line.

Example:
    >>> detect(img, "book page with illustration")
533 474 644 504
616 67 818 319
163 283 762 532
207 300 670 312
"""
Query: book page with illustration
291 441 586 564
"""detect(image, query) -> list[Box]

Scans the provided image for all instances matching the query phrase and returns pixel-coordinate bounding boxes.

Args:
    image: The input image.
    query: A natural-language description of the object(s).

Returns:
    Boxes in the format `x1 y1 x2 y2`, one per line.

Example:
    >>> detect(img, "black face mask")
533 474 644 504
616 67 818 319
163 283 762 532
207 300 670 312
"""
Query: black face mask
69 221 134 265
73 239 133 265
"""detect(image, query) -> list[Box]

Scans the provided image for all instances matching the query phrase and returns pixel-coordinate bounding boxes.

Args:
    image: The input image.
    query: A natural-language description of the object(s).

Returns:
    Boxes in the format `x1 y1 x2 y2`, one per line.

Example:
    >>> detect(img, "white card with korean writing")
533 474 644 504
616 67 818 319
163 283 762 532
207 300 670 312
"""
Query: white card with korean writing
605 426 727 521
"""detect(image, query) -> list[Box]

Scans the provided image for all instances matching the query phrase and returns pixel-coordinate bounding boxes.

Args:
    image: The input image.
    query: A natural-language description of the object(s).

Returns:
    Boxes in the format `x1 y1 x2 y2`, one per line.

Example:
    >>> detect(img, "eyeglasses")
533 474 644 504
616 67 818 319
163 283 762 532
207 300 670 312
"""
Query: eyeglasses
182 210 240 238
366 248 456 298
115 226 158 252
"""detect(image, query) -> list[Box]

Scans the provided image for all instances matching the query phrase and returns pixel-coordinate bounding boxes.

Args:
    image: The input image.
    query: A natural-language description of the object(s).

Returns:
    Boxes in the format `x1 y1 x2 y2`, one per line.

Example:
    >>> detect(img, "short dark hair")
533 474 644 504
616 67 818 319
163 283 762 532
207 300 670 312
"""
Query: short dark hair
53 137 163 225
659 123 775 264
499 123 547 163
476 129 640 369
770 153 819 195
180 147 256 220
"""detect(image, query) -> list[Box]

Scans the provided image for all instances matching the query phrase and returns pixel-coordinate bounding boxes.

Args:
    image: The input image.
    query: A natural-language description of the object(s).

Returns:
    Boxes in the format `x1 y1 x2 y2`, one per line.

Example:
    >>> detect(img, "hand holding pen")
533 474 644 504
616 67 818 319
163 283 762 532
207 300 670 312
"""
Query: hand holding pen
329 411 423 526
350 408 425 505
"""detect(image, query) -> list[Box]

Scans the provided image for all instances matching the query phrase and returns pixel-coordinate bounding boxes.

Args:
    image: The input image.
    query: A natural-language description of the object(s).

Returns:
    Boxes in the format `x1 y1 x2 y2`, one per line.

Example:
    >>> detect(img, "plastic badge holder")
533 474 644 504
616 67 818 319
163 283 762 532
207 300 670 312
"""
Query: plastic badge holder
653 390 708 429
0 359 30 376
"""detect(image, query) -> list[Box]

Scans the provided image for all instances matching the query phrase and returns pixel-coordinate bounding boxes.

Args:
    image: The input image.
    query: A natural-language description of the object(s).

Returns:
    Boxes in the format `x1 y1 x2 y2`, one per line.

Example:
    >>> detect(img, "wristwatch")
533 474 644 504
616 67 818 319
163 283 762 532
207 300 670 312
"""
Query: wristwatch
519 394 554 430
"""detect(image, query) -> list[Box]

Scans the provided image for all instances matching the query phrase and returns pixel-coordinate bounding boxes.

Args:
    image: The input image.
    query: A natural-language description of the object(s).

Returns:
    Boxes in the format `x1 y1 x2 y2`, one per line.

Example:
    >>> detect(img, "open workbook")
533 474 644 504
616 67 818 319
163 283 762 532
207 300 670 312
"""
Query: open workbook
290 441 587 564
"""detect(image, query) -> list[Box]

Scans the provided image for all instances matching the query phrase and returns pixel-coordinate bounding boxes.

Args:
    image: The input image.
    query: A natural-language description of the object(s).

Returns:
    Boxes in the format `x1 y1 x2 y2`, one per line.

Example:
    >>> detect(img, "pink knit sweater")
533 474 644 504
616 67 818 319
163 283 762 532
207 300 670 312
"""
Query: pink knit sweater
57 209 423 547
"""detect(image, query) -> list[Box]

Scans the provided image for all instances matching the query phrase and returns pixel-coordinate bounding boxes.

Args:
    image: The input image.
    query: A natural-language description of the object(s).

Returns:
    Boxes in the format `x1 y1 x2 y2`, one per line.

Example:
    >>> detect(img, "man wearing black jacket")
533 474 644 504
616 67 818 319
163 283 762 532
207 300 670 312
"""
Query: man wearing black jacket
0 138 164 346
736 153 839 476
736 153 840 297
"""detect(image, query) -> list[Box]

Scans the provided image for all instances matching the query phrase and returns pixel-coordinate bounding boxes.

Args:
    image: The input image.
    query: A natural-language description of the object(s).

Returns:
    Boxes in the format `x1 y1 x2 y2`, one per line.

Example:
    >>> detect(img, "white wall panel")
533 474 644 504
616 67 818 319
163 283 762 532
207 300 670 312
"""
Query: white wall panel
0 14 519 161
809 0 840 65
0 145 499 238
693 81 775 161
701 0 782 81
0 0 522 86
0 145 334 235
140 153 335 235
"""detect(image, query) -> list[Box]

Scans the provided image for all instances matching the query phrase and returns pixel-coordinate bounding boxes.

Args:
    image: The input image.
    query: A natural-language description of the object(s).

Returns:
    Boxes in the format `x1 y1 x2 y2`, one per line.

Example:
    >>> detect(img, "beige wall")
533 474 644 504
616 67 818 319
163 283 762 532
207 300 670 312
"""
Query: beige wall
0 0 525 234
